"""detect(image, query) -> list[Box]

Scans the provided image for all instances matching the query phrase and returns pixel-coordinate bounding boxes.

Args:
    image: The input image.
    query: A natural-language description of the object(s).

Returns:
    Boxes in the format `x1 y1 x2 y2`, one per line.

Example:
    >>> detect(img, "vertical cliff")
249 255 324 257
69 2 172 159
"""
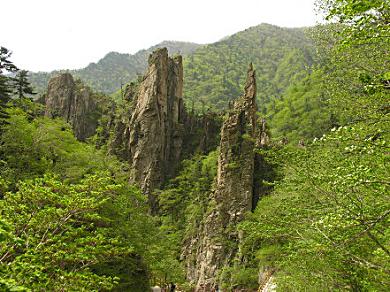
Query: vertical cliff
127 48 185 209
45 73 100 141
100 48 221 212
183 64 261 290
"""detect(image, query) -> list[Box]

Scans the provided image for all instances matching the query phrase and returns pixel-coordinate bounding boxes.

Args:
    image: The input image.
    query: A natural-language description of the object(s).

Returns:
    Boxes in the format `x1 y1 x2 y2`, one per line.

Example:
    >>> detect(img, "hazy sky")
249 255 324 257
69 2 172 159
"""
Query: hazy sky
3 0 320 72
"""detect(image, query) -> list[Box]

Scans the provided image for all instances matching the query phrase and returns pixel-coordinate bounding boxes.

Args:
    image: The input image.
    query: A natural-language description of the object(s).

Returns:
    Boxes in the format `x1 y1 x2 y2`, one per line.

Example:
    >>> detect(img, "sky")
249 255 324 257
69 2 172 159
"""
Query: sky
2 0 320 72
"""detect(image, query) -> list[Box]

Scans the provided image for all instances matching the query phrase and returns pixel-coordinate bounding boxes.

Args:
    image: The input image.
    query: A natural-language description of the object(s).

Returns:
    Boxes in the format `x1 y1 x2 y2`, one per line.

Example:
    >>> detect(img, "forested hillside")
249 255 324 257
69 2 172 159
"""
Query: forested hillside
31 24 319 144
1 0 388 291
184 23 314 111
29 41 201 94
30 24 314 110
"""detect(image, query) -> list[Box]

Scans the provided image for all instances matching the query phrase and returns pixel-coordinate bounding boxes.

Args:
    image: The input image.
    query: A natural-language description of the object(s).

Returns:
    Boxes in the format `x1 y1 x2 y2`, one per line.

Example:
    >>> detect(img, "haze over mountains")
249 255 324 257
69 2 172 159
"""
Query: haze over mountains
29 41 202 94
30 23 315 111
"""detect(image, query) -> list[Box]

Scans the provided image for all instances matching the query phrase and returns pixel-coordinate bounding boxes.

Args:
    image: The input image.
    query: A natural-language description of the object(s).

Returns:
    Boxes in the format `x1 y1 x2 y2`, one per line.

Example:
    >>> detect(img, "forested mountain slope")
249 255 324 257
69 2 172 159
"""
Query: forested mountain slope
30 24 314 114
183 23 315 111
29 41 201 94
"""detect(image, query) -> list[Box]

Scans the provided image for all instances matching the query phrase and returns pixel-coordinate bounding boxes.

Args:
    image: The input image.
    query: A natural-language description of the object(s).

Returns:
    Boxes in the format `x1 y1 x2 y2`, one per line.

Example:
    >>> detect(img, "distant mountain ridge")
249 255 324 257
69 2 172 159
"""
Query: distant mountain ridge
29 41 202 94
30 24 316 113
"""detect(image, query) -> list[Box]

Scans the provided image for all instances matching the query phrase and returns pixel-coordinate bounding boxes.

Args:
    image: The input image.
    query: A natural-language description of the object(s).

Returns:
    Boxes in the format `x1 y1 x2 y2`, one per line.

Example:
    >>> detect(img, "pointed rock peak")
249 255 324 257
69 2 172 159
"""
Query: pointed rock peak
148 47 168 65
127 47 186 209
244 62 256 102
230 63 257 111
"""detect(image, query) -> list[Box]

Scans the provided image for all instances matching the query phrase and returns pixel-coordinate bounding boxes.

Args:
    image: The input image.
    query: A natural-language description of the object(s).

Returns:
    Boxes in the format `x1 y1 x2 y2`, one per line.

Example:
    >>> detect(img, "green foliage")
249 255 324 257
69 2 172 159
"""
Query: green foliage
29 41 201 94
0 83 190 290
0 46 19 128
0 47 18 74
0 109 126 185
268 69 334 144
0 173 131 291
0 106 173 289
183 24 314 111
321 0 389 29
235 2 389 289
12 70 36 100
91 181 155 291
240 121 389 290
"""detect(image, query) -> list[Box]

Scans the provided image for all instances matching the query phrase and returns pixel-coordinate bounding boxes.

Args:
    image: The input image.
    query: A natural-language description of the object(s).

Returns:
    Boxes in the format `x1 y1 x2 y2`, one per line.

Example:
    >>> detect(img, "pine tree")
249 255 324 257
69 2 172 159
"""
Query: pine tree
13 70 36 99
0 47 19 127
0 46 18 73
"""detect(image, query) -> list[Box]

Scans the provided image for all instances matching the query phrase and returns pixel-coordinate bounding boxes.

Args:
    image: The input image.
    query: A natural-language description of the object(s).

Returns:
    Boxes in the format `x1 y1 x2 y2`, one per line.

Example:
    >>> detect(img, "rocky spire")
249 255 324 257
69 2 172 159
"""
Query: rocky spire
183 64 261 290
214 63 258 211
45 73 99 141
127 48 185 210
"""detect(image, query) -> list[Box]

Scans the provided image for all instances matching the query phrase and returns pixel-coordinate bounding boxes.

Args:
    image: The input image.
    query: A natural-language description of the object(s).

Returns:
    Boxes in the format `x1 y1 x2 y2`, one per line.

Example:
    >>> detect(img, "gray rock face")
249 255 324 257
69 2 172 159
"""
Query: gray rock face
127 48 185 209
183 64 261 290
103 48 221 209
45 73 99 141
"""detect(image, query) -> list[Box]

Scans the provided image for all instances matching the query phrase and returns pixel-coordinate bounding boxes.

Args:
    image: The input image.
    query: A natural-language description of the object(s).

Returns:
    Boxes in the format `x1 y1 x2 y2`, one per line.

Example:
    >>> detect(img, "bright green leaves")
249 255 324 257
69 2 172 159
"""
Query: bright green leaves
0 173 129 290
245 3 390 287
325 0 388 23
0 109 126 186
268 69 333 144
238 119 389 290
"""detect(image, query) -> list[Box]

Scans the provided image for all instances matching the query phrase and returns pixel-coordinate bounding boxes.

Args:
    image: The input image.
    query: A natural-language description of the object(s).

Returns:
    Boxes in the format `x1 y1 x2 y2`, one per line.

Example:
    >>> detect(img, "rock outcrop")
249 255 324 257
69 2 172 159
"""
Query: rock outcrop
126 48 186 209
183 64 261 290
45 73 100 141
103 48 221 209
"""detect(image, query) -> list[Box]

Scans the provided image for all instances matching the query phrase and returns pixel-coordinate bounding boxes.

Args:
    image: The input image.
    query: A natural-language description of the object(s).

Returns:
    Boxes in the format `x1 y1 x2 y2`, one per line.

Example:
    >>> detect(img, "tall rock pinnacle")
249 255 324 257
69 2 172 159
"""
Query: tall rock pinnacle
215 63 257 211
127 48 185 210
183 64 261 290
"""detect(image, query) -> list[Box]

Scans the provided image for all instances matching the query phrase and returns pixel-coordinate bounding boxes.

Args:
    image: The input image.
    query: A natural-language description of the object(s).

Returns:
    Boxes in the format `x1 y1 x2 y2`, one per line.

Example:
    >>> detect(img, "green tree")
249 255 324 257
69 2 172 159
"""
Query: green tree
319 0 389 29
0 173 131 291
13 70 36 100
0 47 18 74
234 1 389 290
0 109 126 186
0 47 18 127
268 69 334 144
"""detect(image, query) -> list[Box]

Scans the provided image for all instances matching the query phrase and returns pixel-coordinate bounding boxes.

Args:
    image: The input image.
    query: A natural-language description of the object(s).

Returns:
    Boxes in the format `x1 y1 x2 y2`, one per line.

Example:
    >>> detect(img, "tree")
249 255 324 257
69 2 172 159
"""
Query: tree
234 2 389 290
13 70 36 99
0 173 135 291
0 47 19 127
0 76 12 116
0 109 127 186
0 47 18 74
319 0 389 28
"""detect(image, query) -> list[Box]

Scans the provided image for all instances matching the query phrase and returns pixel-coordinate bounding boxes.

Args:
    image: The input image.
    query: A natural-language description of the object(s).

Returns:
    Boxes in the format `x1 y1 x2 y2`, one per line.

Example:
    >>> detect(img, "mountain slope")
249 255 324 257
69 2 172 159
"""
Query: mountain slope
183 23 315 111
29 41 201 94
30 23 316 115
